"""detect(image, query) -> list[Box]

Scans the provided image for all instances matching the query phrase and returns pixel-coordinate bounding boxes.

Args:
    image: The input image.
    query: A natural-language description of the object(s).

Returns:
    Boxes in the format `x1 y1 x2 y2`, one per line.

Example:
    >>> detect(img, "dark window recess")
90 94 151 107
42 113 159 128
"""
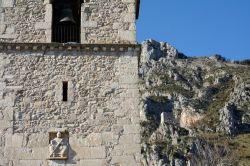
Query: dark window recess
52 0 83 43
62 82 68 101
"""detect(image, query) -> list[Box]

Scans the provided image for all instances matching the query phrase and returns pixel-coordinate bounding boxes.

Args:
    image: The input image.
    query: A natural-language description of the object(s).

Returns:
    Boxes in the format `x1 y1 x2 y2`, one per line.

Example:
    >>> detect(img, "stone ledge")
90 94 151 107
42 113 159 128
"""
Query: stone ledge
0 43 141 52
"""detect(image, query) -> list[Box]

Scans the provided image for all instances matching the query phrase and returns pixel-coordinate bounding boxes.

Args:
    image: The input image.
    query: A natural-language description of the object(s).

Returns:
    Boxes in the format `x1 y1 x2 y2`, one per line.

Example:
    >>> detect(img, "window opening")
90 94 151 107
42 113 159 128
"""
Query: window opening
52 0 82 43
62 81 68 101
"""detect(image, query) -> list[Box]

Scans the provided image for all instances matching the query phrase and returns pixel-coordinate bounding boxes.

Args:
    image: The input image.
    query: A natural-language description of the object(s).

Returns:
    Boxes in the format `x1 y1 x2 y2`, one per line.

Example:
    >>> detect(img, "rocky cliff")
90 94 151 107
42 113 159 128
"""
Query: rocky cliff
139 40 250 166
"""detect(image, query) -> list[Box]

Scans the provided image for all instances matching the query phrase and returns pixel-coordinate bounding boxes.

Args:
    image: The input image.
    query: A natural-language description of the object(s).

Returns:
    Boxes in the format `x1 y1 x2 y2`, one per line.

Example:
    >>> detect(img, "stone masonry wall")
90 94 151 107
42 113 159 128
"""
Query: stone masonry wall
0 0 137 44
0 44 141 166
0 0 47 43
81 0 137 44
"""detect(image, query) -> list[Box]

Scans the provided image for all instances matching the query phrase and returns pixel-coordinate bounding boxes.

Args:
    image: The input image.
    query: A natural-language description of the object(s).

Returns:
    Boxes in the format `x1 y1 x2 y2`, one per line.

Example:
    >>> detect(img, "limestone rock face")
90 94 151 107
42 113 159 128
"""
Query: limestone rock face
180 108 203 128
139 39 250 166
141 39 178 63
219 103 241 135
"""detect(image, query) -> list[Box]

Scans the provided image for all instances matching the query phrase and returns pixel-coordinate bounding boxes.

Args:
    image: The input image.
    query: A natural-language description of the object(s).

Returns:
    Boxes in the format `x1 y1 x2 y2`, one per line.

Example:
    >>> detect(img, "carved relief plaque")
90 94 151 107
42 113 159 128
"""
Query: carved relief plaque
48 131 69 160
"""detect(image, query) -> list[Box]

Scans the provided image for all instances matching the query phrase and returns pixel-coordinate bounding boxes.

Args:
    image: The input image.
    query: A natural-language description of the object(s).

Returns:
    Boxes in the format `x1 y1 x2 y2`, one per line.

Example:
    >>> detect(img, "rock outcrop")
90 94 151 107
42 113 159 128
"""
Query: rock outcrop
140 39 250 166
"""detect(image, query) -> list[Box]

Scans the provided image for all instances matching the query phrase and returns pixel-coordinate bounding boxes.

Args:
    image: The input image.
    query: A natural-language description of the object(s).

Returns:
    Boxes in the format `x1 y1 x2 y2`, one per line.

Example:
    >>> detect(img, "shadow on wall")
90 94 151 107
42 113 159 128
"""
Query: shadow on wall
68 144 77 164
145 96 174 122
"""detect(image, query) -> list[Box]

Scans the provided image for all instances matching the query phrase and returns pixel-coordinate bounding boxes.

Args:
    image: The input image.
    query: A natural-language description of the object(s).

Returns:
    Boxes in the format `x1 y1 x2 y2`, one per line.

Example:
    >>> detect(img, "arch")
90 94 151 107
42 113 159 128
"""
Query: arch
51 0 83 43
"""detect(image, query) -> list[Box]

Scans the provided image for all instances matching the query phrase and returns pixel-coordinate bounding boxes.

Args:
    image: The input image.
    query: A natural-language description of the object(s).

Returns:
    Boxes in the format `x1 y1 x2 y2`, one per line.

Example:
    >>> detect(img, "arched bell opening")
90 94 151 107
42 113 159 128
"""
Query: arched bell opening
52 0 83 43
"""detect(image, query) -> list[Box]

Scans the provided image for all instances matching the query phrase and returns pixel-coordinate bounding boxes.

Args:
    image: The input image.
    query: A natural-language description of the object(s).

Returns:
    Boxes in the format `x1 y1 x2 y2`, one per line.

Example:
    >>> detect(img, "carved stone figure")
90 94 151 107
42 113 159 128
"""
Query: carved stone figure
49 132 69 159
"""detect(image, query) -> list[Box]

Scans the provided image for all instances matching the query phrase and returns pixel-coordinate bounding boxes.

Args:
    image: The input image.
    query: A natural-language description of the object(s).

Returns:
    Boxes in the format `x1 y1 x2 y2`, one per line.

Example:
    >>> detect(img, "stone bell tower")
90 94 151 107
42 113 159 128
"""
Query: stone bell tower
0 0 140 44
0 0 141 165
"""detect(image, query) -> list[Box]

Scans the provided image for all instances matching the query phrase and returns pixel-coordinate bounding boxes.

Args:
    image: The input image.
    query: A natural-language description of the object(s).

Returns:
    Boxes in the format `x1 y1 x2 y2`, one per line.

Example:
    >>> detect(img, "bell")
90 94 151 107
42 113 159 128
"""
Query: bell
59 8 76 24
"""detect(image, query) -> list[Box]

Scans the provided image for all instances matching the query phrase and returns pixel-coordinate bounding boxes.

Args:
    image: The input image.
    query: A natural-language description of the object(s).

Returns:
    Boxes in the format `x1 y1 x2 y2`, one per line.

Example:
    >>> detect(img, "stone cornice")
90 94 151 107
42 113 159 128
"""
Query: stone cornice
0 43 141 52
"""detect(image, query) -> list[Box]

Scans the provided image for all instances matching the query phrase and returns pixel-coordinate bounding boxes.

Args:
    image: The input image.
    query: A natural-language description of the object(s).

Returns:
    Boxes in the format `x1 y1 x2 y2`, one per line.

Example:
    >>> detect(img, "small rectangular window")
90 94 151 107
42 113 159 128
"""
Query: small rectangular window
62 81 68 101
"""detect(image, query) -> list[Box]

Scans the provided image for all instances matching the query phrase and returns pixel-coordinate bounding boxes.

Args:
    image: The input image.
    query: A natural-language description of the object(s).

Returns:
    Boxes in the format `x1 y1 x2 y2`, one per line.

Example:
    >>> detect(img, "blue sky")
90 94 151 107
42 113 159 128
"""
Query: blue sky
136 0 250 60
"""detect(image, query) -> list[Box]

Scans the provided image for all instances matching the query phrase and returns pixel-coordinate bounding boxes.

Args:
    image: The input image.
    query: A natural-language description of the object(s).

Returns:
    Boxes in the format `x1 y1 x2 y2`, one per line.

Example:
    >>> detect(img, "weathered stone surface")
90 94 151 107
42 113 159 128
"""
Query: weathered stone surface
5 134 24 148
139 39 250 166
0 0 138 44
19 160 45 166
1 0 14 8
111 155 140 166
80 159 108 166
4 147 48 160
76 146 106 159
0 46 141 165
219 103 242 135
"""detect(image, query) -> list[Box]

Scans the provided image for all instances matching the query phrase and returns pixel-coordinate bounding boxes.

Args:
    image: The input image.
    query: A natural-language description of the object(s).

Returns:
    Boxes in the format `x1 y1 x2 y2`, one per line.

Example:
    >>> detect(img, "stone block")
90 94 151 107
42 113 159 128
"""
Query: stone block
81 31 86 44
45 29 52 42
119 67 138 75
101 132 115 144
4 147 48 160
123 13 135 23
80 159 108 166
65 161 81 166
122 0 134 3
48 160 66 166
128 4 136 13
120 97 140 108
69 137 82 148
116 118 131 125
119 77 138 85
112 145 124 156
0 120 11 130
119 134 133 145
0 158 8 166
0 94 15 107
119 134 140 145
5 134 24 148
119 88 139 97
0 34 17 39
120 98 139 110
133 134 141 144
111 155 138 166
131 116 140 124
119 55 138 64
82 21 98 28
5 26 14 34
0 82 6 90
19 160 45 166
0 24 6 34
27 133 48 148
113 22 121 29
123 144 141 155
35 22 51 30
118 30 136 43
81 133 102 146
134 152 142 163
43 0 50 5
76 146 106 159
123 124 140 134
119 83 138 89
111 124 124 135
1 0 14 7
114 109 126 117
0 12 5 23
0 135 4 147
45 4 52 23
129 24 136 31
